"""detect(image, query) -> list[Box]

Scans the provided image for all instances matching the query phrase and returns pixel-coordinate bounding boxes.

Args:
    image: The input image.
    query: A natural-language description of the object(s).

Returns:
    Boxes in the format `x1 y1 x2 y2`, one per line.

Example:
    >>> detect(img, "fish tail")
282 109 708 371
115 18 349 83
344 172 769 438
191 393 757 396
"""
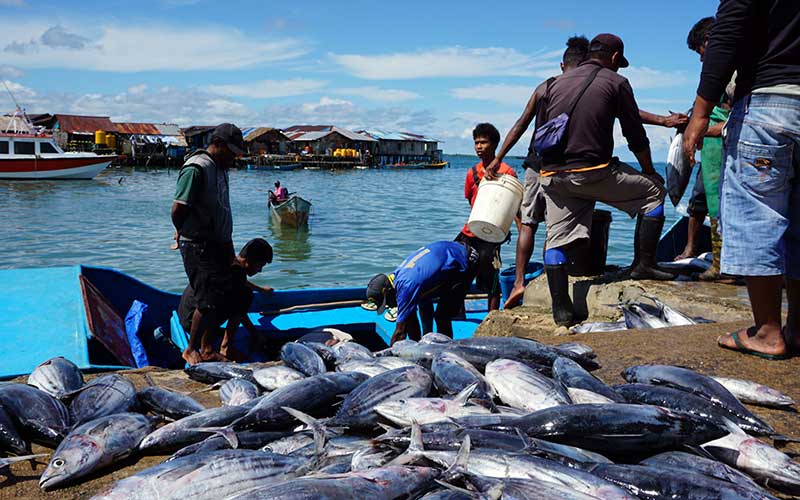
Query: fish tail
281 406 327 460
453 382 479 405
187 426 238 448
387 421 425 466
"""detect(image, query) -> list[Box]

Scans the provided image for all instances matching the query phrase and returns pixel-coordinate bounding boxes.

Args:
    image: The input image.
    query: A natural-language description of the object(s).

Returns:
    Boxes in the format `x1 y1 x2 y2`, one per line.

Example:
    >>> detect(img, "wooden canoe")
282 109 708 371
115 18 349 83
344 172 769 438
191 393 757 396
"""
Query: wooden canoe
270 195 312 227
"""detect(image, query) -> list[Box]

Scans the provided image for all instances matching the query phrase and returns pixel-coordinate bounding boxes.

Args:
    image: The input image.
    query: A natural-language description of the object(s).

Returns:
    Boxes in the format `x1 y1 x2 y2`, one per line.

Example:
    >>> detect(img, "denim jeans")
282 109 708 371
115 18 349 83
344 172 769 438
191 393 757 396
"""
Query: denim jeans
720 93 800 278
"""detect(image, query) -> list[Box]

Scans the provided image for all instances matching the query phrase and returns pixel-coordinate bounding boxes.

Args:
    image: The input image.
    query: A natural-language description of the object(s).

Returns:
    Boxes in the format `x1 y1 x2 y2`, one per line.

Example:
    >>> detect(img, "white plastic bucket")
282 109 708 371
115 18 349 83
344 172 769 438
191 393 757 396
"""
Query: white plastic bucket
467 174 524 243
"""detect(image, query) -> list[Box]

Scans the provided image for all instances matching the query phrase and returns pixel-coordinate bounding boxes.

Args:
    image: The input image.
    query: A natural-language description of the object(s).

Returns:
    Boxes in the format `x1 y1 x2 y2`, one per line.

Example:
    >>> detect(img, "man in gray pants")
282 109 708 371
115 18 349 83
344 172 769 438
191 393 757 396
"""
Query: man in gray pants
536 34 674 327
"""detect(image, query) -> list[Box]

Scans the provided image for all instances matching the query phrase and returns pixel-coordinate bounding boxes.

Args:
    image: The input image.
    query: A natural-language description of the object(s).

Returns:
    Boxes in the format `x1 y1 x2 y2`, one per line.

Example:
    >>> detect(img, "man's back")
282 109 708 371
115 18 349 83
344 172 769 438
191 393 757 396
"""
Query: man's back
540 60 648 171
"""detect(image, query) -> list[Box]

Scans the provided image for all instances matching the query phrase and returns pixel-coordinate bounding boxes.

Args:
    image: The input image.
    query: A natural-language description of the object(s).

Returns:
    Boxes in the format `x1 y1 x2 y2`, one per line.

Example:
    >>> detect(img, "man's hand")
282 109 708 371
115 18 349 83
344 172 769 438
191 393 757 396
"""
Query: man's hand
259 286 274 295
683 115 710 168
664 112 689 130
483 158 501 180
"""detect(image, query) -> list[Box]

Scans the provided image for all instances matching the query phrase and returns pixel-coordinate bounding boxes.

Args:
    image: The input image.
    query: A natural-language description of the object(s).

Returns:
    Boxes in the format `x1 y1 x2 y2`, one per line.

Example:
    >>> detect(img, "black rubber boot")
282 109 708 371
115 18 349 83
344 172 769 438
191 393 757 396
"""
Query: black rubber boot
545 264 575 326
630 215 676 281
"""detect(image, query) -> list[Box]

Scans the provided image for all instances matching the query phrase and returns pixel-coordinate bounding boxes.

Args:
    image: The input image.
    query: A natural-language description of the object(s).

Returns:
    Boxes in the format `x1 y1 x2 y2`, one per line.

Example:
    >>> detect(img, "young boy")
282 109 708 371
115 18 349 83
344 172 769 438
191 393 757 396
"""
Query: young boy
178 238 274 363
455 123 517 310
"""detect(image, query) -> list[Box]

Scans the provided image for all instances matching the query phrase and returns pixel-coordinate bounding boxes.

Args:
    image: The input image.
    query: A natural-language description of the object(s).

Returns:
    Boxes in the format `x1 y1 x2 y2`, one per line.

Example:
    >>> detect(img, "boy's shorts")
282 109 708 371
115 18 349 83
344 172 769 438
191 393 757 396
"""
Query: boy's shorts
521 167 546 226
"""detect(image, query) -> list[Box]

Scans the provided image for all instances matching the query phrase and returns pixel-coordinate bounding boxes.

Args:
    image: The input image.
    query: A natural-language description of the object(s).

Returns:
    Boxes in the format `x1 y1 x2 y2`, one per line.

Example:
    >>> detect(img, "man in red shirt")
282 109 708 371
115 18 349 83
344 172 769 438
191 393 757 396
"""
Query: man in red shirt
455 123 517 311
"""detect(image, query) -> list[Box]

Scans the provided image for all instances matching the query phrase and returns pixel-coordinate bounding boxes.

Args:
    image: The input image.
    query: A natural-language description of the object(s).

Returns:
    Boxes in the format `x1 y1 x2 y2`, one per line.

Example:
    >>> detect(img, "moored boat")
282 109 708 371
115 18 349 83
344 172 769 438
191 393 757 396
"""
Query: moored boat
270 195 312 227
0 133 115 180
0 265 490 379
383 161 448 170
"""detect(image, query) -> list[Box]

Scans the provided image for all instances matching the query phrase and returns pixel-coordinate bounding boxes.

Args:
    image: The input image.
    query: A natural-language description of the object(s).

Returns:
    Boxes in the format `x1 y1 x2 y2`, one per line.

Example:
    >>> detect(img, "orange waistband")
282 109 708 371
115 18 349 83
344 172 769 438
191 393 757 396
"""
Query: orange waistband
540 162 610 177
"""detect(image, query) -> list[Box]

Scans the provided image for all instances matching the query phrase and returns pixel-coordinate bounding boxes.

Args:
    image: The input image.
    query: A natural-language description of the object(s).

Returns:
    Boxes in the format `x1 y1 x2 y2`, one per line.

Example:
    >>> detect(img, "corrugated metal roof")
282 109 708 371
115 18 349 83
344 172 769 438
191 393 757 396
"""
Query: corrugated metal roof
182 125 216 137
54 114 116 134
284 125 332 133
115 122 161 135
358 129 440 142
243 127 288 142
155 123 181 136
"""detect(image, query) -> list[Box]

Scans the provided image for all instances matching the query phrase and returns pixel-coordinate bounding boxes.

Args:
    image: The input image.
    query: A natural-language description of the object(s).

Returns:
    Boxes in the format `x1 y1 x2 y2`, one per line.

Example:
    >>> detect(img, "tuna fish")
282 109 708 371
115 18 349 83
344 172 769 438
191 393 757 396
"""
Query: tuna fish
137 386 205 420
431 351 494 409
621 365 774 434
224 465 440 500
616 383 774 435
169 430 291 460
555 342 596 359
69 374 137 426
552 357 623 402
330 341 374 363
375 384 491 426
27 357 84 399
40 412 154 491
252 365 306 391
583 463 777 500
0 383 70 446
91 449 308 500
570 320 628 334
703 422 800 495
419 489 473 500
420 332 454 344
184 362 256 384
219 378 260 406
485 359 572 412
711 376 795 409
0 402 28 455
299 341 337 369
510 404 729 454
331 366 432 428
454 337 600 371
336 357 417 377
640 451 758 489
647 295 697 326
280 342 327 377
466 474 599 500
566 387 616 404
139 403 255 452
234 372 369 431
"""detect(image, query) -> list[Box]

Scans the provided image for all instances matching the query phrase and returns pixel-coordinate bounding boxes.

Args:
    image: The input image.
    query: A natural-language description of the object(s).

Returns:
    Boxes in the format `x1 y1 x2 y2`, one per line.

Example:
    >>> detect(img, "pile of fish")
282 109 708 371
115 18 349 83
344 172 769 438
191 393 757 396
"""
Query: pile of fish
571 295 712 333
0 334 798 499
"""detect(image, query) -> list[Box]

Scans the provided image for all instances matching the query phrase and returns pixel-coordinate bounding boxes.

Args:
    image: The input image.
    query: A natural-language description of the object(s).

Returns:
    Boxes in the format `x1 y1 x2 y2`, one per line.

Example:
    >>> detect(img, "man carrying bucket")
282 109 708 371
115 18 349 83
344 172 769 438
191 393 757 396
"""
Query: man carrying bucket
455 123 517 311
366 241 479 345
534 34 674 326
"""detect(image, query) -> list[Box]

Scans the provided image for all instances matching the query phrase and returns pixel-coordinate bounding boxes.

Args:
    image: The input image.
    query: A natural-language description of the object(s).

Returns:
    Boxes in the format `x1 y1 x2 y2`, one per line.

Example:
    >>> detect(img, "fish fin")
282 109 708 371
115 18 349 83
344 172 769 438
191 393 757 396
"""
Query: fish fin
682 444 718 460
375 423 396 433
771 434 800 446
0 454 48 470
453 382 479 405
721 417 747 436
281 406 327 459
187 426 238 448
190 381 223 395
442 434 471 480
387 422 425 466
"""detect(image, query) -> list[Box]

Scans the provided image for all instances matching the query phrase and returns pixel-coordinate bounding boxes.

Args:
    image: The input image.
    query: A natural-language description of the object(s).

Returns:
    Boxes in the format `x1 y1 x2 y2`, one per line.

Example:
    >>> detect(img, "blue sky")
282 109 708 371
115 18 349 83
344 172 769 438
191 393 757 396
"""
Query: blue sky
0 0 720 158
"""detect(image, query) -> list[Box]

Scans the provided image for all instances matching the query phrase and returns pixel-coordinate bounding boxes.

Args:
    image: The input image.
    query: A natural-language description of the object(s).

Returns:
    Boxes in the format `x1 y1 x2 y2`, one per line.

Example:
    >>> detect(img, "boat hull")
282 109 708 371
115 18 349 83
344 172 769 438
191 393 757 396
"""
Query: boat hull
0 156 114 180
270 195 312 227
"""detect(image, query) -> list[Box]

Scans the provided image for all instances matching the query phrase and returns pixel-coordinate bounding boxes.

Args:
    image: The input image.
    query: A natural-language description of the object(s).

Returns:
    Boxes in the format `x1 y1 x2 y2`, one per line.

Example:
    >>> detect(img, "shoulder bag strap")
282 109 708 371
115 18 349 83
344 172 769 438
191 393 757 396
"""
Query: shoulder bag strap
472 166 480 186
566 66 603 117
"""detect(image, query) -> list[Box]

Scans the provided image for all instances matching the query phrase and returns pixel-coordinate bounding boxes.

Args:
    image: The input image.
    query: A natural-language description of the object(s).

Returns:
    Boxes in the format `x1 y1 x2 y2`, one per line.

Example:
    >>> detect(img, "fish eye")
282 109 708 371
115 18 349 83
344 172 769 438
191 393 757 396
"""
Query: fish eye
52 458 65 468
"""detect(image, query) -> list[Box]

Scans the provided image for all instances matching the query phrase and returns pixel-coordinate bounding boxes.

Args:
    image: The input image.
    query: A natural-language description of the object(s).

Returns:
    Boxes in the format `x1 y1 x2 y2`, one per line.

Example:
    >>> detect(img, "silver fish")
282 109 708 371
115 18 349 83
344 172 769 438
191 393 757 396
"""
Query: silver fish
555 342 596 359
485 359 571 412
139 403 255 452
253 365 306 391
91 449 308 500
646 296 697 326
0 383 70 446
431 351 494 409
711 376 795 409
138 386 205 420
566 387 616 404
27 357 84 399
331 341 374 363
375 383 491 426
69 374 137 426
703 423 800 495
219 379 260 406
570 320 628 334
0 402 28 455
225 465 440 500
280 342 327 377
336 357 417 377
40 412 153 491
420 332 454 344
184 362 256 384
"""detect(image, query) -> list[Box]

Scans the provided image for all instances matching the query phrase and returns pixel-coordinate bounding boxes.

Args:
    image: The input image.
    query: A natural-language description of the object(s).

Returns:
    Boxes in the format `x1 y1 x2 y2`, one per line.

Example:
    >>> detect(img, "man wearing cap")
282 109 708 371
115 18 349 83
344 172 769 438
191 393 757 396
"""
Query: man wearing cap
367 241 479 345
171 123 245 365
536 34 673 327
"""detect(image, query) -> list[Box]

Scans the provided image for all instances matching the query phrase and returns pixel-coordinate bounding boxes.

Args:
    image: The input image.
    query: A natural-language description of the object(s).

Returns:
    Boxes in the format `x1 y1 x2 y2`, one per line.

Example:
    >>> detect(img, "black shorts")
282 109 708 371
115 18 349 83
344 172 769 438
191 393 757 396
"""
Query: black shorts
179 240 235 311
455 232 501 297
178 281 253 332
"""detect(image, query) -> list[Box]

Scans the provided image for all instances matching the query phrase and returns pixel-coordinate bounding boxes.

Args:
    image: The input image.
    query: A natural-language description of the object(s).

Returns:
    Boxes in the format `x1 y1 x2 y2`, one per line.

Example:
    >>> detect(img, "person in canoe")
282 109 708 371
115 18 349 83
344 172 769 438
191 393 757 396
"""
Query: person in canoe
366 241 479 345
178 238 274 363
268 180 289 206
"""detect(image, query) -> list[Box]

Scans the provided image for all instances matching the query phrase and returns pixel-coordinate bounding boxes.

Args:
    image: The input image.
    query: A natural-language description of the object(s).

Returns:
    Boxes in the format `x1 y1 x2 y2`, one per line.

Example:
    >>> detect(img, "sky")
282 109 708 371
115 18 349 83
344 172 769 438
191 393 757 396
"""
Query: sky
0 0 721 159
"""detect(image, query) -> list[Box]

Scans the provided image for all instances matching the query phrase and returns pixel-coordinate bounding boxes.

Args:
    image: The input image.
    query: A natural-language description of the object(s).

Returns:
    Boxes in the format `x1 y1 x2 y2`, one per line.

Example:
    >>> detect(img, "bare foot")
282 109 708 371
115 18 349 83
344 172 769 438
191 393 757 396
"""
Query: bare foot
503 284 526 309
220 346 248 363
200 350 230 362
673 247 697 261
182 349 202 366
717 326 788 357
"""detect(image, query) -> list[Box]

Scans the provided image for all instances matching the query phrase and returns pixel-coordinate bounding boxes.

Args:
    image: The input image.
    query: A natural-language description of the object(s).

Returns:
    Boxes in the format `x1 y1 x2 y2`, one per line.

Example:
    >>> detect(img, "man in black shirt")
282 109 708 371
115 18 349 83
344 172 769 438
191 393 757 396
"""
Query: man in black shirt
684 0 800 360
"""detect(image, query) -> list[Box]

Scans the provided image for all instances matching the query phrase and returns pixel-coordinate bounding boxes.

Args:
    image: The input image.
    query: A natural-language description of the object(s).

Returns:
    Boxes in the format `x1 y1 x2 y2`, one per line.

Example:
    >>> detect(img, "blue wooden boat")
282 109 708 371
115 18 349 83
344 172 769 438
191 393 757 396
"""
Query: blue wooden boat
246 163 302 172
0 265 491 379
656 215 712 263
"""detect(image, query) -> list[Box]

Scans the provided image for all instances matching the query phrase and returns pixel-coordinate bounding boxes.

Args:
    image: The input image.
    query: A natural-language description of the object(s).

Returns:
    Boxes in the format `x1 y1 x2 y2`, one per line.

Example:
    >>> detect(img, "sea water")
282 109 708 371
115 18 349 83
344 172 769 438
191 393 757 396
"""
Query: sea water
0 155 690 292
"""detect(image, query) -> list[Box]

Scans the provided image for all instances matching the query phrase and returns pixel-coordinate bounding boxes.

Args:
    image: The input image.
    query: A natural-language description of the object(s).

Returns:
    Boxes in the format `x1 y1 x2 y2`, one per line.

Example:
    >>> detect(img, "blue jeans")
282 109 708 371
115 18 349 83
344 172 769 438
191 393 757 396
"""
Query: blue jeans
720 93 800 278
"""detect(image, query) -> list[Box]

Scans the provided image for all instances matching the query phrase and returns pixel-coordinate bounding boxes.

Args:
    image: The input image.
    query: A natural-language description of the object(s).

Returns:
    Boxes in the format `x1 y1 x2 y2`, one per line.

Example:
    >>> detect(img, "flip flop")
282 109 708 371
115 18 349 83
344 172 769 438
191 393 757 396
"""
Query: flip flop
719 330 792 360
384 307 398 322
360 301 378 311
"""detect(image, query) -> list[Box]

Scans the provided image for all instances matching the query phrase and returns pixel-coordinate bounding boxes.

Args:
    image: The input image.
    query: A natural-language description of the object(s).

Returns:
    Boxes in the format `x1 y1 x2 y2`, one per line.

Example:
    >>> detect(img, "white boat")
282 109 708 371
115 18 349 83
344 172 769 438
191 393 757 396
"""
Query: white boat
0 133 115 180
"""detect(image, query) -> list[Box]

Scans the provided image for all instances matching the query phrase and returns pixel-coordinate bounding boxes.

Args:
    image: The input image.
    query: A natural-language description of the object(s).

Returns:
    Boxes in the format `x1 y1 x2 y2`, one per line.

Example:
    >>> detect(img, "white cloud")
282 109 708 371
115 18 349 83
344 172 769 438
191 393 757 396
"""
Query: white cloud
0 20 308 72
450 84 535 105
127 84 147 95
622 66 690 90
0 65 23 78
330 46 561 80
208 79 326 99
334 86 420 102
1 79 36 101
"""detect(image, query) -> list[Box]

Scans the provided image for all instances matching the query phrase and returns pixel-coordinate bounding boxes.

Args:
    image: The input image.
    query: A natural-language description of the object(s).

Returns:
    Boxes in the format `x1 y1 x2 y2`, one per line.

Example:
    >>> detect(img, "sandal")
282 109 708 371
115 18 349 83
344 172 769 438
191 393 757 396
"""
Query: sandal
718 330 792 360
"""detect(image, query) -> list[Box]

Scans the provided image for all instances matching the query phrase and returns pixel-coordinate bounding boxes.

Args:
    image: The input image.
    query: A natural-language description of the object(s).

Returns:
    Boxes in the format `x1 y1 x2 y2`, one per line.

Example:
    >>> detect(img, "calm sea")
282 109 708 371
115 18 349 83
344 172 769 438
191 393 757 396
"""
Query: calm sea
0 155 689 292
